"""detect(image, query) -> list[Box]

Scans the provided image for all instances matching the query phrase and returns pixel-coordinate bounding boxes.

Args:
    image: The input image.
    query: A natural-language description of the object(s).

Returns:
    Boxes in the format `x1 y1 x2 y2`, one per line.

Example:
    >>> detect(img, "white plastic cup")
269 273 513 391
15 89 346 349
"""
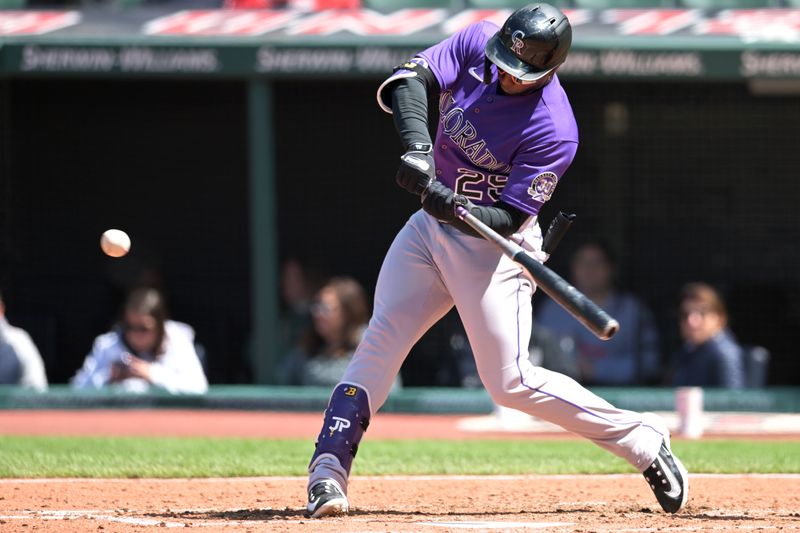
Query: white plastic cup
675 386 704 439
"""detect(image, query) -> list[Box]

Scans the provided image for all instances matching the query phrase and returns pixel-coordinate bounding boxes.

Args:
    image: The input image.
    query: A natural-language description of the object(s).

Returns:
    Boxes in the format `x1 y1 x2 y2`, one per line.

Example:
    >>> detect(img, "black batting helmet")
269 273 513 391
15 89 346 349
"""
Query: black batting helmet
485 3 572 82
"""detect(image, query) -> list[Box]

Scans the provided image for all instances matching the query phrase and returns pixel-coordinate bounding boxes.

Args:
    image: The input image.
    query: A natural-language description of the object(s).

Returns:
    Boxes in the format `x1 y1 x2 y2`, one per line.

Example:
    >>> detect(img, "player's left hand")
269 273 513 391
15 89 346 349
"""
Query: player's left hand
421 180 472 223
396 145 435 195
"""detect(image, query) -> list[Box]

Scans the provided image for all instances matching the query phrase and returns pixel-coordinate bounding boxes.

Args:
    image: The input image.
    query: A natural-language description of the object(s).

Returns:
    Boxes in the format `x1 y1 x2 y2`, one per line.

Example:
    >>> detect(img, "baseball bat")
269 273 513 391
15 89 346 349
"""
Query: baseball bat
542 211 576 255
455 206 619 340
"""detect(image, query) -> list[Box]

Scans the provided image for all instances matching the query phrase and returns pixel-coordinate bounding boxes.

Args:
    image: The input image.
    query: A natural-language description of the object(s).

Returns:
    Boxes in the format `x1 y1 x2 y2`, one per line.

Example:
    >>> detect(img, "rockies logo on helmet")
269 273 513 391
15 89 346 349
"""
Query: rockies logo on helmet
511 30 525 55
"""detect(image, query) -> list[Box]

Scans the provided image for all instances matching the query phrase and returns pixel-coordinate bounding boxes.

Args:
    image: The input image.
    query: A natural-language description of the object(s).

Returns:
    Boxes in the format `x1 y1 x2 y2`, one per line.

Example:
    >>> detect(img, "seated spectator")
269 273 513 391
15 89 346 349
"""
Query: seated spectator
535 238 661 386
0 290 48 391
279 276 401 389
669 282 745 389
278 257 325 360
454 321 579 387
528 323 580 381
71 287 208 394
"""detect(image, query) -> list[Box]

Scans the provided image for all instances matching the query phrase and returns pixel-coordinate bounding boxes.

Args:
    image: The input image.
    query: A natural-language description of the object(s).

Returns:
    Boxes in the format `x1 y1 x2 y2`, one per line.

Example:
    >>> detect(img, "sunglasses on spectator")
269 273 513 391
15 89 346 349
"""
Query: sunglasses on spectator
124 323 156 334
679 307 711 321
311 302 339 316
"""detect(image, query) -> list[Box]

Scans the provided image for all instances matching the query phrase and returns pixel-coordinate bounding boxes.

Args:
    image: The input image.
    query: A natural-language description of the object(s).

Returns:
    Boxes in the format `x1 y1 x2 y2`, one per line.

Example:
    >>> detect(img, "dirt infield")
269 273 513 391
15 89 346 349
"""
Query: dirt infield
2 475 799 532
2 410 799 532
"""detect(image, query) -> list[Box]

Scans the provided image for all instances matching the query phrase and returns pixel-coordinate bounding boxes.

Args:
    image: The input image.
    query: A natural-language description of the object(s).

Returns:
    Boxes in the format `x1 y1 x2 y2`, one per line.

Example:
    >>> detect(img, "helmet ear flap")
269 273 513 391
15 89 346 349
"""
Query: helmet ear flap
483 56 492 85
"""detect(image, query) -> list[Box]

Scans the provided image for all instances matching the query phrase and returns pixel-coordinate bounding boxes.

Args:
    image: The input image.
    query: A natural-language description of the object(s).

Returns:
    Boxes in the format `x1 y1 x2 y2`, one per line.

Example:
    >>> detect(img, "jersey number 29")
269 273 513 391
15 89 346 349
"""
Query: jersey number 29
455 168 507 202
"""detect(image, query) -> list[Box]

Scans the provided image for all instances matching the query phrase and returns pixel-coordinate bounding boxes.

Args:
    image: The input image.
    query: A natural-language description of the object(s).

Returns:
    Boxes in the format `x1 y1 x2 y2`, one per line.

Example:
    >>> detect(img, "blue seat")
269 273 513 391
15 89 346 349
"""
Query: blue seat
742 345 770 388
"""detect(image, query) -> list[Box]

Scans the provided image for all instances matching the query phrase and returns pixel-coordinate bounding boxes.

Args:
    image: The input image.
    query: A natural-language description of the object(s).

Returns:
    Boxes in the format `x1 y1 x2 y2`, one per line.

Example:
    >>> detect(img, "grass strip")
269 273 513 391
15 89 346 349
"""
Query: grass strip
1 435 798 478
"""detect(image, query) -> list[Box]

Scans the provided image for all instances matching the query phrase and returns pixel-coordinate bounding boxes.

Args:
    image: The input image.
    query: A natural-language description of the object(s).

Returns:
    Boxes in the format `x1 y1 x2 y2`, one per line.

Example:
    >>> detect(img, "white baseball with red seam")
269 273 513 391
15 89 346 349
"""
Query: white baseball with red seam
100 229 131 258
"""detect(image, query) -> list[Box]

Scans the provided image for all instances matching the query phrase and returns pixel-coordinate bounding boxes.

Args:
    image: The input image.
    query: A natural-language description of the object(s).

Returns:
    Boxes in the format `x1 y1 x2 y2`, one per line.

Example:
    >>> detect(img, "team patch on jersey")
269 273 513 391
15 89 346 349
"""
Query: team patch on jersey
527 172 558 202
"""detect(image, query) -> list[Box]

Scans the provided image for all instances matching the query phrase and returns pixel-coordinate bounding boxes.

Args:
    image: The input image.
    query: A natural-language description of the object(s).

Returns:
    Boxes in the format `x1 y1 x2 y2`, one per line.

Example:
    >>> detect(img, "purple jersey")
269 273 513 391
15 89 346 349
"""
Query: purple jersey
313 19 684 516
378 21 578 217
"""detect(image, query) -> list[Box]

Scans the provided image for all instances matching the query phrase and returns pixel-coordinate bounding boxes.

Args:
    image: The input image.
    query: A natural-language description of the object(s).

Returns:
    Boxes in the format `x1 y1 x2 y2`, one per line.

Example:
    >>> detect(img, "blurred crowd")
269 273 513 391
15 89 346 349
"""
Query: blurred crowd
268 238 768 393
0 237 771 394
11 0 794 10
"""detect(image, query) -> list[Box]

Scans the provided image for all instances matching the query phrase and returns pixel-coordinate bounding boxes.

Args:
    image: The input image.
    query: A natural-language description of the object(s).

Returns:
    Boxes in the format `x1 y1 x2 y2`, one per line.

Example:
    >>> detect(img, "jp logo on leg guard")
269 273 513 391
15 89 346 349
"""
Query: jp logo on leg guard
309 383 371 476
329 416 351 436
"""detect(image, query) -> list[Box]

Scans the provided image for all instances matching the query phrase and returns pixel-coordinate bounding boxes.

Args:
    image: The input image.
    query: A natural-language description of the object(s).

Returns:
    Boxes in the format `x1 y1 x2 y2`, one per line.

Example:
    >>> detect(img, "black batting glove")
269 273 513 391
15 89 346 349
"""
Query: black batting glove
421 180 473 223
396 143 434 196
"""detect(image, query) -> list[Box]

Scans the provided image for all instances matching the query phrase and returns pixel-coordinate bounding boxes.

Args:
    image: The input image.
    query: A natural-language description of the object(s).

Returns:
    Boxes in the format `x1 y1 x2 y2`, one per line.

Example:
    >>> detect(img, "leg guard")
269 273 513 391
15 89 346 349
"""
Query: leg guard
308 383 370 476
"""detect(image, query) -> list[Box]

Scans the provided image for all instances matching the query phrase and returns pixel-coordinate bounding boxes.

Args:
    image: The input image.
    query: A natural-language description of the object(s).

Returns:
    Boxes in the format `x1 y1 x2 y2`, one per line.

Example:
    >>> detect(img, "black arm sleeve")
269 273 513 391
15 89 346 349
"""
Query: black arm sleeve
452 200 529 238
390 67 440 150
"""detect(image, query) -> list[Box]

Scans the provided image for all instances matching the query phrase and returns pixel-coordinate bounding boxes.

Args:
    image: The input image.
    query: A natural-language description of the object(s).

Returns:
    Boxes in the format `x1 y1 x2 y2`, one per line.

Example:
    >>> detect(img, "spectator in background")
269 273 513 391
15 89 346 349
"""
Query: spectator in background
454 321 579 387
71 287 208 394
528 323 580 381
278 257 325 360
669 282 745 389
535 238 661 386
0 290 48 392
279 276 401 390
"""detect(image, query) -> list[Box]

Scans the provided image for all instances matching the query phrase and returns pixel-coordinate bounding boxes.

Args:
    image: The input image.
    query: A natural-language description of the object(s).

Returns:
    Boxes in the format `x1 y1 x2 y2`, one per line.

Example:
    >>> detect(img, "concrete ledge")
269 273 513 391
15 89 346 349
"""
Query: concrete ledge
1 385 799 414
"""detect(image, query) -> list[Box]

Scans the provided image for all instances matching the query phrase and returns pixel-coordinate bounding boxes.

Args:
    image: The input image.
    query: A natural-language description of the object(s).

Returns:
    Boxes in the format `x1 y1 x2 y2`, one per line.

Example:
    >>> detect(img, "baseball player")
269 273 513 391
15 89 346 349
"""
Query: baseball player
305 3 688 518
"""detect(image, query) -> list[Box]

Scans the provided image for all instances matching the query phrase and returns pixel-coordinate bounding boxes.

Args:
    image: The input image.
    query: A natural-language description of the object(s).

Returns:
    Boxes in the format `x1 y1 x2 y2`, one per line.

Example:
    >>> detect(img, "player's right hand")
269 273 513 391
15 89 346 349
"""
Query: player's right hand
421 179 457 223
396 143 435 195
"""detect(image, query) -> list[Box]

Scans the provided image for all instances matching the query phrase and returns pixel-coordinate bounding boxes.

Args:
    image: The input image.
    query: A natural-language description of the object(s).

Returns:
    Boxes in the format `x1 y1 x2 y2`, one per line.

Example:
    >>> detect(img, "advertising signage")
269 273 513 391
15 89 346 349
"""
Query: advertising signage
1 8 799 79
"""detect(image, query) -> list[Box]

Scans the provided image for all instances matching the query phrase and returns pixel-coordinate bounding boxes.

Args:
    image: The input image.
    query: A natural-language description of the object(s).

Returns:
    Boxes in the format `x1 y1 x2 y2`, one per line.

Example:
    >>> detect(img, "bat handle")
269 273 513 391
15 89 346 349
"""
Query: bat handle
543 211 576 256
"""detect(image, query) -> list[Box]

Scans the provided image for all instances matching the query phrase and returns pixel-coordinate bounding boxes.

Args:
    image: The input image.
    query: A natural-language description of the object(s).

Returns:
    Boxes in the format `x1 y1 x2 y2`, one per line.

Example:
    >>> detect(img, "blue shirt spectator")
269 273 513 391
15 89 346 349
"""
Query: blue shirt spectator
671 329 744 388
536 293 660 386
669 282 745 389
535 238 661 386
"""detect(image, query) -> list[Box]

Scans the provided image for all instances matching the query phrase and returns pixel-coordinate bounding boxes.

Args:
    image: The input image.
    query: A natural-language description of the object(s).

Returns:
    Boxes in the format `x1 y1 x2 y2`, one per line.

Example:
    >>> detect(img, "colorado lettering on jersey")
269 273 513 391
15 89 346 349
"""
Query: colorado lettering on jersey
439 90 511 175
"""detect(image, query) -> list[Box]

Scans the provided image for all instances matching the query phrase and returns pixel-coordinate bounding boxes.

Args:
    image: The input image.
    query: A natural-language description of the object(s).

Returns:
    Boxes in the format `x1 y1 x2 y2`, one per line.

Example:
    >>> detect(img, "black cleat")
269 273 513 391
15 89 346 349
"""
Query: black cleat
306 479 349 518
644 439 689 513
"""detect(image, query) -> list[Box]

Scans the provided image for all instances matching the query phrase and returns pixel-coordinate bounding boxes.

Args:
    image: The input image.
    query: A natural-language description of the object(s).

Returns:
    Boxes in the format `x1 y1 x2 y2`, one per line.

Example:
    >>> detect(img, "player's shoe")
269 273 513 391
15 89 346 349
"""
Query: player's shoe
644 439 689 513
306 479 349 518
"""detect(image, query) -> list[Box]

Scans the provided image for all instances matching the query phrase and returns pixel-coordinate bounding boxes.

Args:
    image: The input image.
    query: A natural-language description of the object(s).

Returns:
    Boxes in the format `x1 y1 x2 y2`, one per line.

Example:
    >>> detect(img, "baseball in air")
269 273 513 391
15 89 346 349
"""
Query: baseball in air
100 229 131 258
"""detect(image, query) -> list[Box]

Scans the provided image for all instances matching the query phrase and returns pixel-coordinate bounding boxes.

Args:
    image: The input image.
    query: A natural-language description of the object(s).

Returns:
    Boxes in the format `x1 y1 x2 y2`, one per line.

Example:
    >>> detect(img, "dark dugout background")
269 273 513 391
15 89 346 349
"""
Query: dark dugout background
1 77 798 385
